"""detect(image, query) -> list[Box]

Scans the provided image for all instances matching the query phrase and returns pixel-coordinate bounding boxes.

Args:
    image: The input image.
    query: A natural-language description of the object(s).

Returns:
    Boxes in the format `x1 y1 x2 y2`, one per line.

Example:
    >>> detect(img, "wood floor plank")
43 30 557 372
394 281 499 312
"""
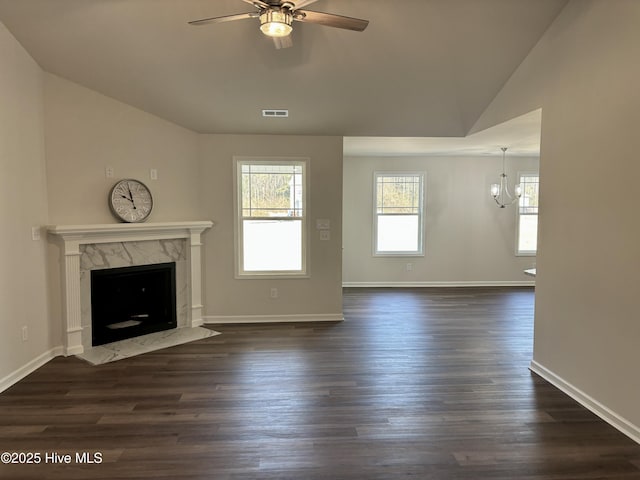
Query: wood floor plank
0 287 639 479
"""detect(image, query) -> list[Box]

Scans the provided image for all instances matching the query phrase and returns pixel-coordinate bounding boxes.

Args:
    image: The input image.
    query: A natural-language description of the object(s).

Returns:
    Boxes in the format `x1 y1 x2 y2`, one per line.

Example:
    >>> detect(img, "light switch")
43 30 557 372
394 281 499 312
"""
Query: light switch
316 219 330 230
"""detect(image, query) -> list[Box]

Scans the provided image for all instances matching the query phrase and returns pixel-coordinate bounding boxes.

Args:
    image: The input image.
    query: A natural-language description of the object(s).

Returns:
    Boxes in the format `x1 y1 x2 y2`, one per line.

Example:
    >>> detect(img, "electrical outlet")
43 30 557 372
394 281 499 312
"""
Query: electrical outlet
31 226 41 241
270 287 278 299
406 263 413 271
320 230 330 241
21 326 28 342
105 166 114 178
150 168 158 180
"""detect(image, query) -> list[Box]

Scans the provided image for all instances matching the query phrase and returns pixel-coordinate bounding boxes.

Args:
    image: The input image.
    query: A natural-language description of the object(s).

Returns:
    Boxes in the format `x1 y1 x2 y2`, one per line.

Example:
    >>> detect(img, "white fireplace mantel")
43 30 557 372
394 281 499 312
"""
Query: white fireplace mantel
48 221 214 356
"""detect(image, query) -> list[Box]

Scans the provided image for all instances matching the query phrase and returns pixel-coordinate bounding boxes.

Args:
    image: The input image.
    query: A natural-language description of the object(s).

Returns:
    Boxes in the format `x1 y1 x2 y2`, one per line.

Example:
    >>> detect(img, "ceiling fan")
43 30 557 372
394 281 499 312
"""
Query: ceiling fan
188 0 369 49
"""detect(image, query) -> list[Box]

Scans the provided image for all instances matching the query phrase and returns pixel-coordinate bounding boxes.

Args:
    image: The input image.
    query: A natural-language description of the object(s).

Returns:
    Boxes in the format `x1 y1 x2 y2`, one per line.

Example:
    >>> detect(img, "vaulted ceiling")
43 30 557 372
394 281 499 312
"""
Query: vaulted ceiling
0 0 567 150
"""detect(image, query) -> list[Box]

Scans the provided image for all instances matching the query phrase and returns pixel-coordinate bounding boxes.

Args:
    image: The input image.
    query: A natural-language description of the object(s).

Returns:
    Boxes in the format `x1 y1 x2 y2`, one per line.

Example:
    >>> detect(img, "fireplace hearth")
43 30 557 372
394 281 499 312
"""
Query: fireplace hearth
91 262 177 346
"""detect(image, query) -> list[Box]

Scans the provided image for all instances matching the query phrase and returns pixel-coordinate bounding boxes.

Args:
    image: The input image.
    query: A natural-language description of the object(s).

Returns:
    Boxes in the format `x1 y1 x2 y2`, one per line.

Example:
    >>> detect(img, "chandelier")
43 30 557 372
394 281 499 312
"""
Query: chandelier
490 147 522 208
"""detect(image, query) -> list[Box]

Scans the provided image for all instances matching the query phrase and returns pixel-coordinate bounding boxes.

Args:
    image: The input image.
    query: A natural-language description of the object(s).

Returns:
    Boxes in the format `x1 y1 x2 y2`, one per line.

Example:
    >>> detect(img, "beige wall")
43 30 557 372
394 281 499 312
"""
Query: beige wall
44 74 201 225
0 22 52 384
343 155 538 285
472 0 640 432
198 134 344 319
42 74 202 349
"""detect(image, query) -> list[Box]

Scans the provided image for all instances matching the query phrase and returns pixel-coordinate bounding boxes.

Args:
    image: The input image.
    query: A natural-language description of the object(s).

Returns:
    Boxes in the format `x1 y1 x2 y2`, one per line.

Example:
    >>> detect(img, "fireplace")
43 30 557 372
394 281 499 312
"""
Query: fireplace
47 221 213 355
91 262 177 346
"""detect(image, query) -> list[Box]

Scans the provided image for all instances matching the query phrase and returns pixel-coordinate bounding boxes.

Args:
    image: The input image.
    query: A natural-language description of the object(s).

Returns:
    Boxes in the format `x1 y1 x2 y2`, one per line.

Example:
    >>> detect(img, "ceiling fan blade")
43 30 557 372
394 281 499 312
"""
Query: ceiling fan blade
294 10 369 32
188 12 258 26
241 0 270 9
292 0 320 9
273 35 293 49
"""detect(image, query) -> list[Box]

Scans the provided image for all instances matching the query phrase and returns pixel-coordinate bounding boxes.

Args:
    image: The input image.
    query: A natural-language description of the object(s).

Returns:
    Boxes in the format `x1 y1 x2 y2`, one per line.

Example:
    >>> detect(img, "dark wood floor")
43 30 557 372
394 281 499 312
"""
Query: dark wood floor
1 287 639 479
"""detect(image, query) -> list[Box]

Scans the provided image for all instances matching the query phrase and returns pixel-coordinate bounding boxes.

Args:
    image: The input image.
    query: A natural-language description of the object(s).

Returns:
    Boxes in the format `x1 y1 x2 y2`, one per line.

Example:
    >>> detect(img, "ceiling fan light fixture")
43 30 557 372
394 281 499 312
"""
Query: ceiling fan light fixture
259 9 293 37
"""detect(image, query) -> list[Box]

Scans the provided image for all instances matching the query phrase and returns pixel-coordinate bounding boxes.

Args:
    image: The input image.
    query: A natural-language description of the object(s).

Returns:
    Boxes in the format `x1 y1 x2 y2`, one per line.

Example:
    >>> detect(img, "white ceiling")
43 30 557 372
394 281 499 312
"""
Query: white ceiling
0 0 566 153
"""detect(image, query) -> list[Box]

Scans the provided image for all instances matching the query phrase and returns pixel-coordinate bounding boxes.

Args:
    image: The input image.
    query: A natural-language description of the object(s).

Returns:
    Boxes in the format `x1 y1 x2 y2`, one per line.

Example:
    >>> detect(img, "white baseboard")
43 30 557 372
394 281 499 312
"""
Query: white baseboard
204 313 344 324
530 360 640 444
342 281 535 288
0 346 64 394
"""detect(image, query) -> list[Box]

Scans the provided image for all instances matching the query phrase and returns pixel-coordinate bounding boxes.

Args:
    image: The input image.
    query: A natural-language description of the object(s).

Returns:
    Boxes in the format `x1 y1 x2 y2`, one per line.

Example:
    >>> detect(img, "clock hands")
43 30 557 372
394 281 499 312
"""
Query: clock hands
119 194 137 210
126 182 137 210
118 183 150 212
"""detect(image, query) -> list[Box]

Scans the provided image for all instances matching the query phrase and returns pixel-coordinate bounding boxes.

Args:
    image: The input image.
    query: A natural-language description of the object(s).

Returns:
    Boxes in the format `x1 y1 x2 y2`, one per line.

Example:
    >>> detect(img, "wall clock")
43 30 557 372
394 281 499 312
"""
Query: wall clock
108 179 153 223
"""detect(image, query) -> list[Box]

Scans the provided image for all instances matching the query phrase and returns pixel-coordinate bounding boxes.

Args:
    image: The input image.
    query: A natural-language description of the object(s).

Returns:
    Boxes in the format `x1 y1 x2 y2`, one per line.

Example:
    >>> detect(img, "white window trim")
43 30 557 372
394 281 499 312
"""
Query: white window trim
233 156 310 278
515 170 539 257
372 171 426 257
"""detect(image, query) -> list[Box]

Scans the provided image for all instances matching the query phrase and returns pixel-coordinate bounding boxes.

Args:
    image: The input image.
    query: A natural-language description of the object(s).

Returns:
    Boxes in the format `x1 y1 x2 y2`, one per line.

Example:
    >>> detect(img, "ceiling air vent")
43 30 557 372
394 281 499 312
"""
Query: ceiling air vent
262 109 289 118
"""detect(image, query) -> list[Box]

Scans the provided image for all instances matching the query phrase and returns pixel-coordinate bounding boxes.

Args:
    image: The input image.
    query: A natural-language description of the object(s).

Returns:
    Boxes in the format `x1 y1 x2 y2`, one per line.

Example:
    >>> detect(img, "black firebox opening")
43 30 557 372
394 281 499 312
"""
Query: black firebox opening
91 262 177 346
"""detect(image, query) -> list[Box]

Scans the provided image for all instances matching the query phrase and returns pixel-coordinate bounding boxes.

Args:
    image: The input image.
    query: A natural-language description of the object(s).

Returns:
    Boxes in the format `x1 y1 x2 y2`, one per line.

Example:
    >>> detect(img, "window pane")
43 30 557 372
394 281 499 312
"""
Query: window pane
243 219 302 271
377 175 420 214
377 215 419 252
374 172 424 255
518 215 538 253
517 173 539 254
519 175 539 215
242 164 303 217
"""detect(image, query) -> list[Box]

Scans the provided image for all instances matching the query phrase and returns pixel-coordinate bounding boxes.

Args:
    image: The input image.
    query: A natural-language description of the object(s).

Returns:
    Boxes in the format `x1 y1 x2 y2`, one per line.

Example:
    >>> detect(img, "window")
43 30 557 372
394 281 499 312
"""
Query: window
235 158 307 276
517 172 539 255
374 172 425 256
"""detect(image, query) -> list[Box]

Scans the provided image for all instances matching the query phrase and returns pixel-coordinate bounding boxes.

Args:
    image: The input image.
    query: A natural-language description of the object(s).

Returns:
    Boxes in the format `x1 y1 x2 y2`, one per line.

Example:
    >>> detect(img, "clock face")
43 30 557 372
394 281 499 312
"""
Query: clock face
109 179 153 223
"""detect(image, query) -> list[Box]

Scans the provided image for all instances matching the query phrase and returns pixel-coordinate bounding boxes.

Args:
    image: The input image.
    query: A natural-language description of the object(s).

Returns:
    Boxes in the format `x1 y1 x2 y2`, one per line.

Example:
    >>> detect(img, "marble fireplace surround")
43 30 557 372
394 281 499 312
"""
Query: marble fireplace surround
48 221 213 356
